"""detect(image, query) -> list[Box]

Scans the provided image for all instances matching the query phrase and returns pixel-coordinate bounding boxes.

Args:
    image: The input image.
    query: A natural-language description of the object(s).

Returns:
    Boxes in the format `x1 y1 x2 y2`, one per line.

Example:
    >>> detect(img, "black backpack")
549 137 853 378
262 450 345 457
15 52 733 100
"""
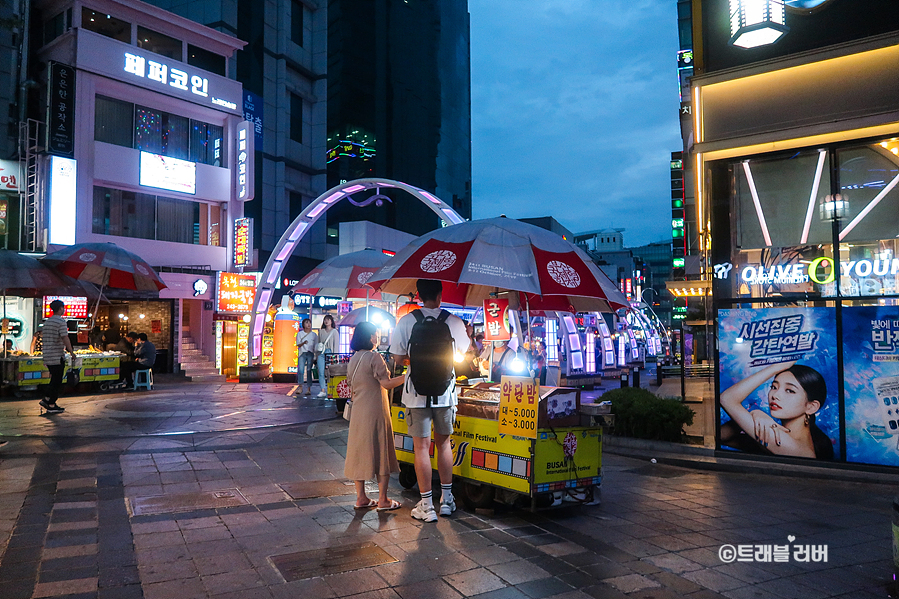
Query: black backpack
408 310 455 404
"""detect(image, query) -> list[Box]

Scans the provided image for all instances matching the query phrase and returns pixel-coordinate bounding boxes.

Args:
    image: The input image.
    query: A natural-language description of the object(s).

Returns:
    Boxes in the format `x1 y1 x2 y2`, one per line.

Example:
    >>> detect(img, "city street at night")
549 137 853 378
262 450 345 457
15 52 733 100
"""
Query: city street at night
0 380 892 599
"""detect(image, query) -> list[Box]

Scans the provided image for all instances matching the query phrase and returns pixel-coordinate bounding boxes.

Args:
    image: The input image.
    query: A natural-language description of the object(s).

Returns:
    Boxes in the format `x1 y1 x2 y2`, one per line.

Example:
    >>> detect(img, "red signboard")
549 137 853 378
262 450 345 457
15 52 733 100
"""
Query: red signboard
216 272 257 313
43 296 89 319
233 218 251 267
483 298 511 341
0 199 7 235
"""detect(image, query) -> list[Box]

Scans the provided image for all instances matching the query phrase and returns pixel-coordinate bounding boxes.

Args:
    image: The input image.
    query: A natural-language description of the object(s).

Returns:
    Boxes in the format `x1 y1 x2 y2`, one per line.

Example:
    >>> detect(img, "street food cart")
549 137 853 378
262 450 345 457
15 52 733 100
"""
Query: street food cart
391 378 610 510
1 350 122 389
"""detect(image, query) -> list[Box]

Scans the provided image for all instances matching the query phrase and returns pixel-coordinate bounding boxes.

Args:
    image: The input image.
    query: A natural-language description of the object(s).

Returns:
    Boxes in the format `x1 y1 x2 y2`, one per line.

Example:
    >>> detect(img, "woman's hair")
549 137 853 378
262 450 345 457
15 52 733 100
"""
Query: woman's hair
784 365 833 460
302 318 312 327
350 322 377 351
784 365 826 408
322 314 335 328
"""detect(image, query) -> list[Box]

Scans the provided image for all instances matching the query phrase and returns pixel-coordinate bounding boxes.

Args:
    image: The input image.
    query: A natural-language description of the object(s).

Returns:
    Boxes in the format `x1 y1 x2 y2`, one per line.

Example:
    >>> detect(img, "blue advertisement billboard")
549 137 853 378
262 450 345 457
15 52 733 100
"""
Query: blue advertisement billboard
843 306 899 466
718 307 840 460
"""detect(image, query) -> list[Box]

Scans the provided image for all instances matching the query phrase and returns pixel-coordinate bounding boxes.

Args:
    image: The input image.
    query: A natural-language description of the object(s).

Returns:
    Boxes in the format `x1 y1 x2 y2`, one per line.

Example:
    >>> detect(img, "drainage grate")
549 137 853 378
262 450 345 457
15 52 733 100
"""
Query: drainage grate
280 480 355 500
130 488 249 516
270 541 397 581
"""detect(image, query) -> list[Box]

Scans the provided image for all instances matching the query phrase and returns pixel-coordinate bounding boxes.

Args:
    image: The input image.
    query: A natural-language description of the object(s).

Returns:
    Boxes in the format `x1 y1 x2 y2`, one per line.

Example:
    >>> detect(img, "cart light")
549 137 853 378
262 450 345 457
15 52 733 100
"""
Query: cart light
371 312 383 324
510 357 525 372
454 352 464 363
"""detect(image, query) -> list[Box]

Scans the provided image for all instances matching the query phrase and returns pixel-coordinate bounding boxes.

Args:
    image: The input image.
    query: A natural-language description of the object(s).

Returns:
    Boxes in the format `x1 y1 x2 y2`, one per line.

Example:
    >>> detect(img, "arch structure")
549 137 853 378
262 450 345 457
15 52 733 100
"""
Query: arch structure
249 178 465 360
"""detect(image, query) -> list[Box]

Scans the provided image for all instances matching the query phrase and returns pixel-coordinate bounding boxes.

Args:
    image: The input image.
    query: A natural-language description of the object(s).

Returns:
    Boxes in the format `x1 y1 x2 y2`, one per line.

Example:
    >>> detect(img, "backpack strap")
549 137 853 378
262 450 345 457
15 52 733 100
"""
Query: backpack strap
412 310 425 324
437 310 450 323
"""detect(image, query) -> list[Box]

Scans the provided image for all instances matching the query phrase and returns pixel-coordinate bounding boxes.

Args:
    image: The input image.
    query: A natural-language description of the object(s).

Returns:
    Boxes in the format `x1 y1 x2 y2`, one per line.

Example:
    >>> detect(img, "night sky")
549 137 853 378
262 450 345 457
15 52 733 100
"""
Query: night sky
469 0 682 247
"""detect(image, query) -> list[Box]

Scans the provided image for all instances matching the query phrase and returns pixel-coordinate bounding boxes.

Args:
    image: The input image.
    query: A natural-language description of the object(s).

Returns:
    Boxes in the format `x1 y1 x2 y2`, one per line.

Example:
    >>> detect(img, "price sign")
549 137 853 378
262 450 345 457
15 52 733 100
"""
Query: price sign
498 375 539 439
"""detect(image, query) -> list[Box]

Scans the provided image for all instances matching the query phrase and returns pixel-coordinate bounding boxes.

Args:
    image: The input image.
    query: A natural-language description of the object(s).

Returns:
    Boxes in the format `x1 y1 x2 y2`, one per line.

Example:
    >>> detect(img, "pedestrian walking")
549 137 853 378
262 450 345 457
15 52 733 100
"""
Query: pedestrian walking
295 318 317 396
316 314 338 398
390 279 470 522
344 322 405 510
40 299 74 414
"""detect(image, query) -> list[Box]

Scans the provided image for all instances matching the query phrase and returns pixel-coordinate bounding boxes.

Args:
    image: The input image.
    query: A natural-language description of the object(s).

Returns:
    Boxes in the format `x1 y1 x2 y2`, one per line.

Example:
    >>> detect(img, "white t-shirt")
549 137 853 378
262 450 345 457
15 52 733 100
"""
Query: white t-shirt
296 330 318 354
391 308 470 408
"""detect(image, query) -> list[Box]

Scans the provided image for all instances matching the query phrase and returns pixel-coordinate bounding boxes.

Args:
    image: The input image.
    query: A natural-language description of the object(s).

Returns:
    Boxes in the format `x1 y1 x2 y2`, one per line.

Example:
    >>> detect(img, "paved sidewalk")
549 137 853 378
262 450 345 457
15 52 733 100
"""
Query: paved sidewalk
0 382 893 599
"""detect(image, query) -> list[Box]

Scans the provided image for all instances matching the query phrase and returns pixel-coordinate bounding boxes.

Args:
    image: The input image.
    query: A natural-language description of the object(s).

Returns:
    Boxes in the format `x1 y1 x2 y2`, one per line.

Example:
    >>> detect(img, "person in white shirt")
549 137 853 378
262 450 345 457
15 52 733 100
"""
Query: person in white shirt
390 279 469 522
295 318 318 396
40 299 74 414
316 314 339 398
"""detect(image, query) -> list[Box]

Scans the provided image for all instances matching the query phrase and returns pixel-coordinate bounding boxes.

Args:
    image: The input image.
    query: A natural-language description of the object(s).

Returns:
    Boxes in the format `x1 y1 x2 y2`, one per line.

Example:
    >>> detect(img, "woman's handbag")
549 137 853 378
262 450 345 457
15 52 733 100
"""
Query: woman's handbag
316 342 325 353
343 353 363 422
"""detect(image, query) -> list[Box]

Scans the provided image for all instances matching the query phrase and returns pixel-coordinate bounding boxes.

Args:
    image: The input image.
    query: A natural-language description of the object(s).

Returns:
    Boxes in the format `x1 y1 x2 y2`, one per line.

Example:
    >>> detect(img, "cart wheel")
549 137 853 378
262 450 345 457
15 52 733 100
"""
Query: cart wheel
99 383 108 391
398 464 417 489
461 481 495 509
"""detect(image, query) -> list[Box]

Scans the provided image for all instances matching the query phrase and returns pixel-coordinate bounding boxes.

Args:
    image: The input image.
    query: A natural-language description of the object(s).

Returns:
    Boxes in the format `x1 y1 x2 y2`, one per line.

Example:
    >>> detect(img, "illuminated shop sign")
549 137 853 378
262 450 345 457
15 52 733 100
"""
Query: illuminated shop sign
75 32 242 115
139 152 196 195
48 156 77 245
722 257 899 288
43 296 88 319
233 218 252 268
216 272 257 312
236 122 254 201
292 294 341 308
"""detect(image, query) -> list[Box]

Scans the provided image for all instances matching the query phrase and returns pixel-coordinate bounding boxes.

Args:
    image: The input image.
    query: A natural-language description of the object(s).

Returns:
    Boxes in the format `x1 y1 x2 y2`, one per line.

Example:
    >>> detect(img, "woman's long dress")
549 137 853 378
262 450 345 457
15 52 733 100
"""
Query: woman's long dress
344 350 400 479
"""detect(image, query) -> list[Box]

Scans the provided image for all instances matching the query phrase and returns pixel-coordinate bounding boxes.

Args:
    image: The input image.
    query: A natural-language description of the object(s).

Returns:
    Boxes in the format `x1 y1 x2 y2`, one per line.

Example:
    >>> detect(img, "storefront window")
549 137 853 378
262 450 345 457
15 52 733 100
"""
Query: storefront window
81 8 130 43
92 186 206 245
835 141 899 244
156 197 200 244
95 96 134 148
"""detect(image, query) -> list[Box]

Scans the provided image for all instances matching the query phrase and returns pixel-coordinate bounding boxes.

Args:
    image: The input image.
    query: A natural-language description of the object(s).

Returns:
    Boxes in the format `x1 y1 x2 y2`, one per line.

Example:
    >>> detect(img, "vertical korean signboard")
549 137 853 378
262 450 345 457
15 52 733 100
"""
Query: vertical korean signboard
233 217 252 268
842 306 899 467
47 62 75 157
718 307 840 461
236 121 254 201
483 298 511 341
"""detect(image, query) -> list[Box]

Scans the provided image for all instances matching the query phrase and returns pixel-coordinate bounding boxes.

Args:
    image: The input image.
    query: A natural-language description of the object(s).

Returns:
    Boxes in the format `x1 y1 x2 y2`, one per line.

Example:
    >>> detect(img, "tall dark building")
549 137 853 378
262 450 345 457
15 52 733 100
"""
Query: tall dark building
325 0 471 244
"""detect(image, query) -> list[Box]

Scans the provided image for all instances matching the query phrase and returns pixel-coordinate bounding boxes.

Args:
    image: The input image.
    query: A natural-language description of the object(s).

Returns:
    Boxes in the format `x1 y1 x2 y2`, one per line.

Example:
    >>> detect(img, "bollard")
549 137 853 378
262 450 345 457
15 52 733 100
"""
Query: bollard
632 367 640 389
620 372 628 388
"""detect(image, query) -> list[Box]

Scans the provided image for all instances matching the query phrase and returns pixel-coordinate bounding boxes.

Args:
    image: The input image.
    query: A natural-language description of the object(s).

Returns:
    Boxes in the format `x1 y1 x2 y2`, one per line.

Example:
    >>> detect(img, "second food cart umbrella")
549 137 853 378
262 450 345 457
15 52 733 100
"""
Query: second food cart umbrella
292 249 391 299
42 242 167 327
368 216 629 312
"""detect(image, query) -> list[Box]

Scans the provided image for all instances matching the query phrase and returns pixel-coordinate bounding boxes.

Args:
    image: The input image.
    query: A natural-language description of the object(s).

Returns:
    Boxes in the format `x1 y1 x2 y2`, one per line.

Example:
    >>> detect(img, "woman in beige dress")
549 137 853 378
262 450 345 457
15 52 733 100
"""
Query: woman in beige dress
345 322 406 510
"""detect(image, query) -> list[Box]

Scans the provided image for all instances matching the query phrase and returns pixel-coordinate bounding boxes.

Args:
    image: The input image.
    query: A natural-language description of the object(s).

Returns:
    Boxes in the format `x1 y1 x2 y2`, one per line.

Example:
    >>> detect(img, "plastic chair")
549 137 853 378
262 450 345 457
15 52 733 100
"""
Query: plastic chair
134 369 154 391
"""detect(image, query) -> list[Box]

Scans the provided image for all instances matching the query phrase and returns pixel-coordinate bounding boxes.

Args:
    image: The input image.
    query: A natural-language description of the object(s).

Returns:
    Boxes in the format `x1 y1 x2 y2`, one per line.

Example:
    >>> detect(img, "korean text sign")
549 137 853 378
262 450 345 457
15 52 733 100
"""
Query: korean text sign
216 272 257 313
498 375 539 439
483 298 511 341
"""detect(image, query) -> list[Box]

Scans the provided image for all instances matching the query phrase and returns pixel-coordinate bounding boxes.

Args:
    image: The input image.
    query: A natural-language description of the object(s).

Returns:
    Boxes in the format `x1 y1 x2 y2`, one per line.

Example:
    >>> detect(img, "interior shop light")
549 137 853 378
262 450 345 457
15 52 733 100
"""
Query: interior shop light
729 0 789 49
819 193 849 222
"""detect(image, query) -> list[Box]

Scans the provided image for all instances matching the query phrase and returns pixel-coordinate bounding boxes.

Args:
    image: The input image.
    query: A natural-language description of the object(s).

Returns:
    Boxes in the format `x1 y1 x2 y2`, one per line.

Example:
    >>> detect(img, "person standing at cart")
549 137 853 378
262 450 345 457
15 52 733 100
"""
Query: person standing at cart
40 299 74 414
390 279 470 522
316 314 338 398
295 318 317 396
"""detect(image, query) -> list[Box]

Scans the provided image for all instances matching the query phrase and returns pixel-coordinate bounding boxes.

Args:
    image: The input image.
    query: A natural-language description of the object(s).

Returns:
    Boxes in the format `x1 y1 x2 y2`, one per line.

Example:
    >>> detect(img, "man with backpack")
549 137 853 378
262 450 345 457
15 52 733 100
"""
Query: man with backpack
390 279 470 522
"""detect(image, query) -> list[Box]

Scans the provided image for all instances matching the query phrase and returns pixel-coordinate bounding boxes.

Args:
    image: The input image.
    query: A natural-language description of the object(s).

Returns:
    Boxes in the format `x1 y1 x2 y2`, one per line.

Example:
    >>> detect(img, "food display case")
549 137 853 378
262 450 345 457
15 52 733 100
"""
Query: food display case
391 381 610 510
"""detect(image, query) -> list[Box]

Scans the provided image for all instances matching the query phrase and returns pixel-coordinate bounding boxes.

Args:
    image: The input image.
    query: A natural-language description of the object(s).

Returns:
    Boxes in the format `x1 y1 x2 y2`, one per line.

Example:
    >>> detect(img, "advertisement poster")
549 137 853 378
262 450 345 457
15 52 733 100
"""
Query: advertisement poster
843 306 899 466
718 307 840 460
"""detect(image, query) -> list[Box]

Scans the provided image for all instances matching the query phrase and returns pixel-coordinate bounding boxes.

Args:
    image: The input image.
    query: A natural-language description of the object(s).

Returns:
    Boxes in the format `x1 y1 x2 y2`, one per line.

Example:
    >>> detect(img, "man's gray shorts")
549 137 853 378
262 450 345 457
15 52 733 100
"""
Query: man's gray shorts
406 406 456 437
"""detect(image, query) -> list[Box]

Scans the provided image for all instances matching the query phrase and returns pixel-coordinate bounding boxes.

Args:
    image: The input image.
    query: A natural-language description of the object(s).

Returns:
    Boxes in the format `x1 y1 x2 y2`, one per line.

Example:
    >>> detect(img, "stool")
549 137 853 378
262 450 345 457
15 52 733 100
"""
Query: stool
134 369 154 391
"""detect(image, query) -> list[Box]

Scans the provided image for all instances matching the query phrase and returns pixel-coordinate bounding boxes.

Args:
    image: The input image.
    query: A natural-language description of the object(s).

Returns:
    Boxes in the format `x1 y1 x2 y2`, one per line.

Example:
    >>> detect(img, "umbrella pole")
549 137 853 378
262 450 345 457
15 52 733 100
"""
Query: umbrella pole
366 288 369 321
525 294 533 376
90 283 105 332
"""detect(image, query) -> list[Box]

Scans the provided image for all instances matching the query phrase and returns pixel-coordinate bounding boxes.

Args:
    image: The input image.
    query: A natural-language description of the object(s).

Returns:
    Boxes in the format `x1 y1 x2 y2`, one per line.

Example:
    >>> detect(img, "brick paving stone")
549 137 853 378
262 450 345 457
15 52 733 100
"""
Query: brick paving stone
514 576 573 598
603 573 662 594
444 567 507 596
488 560 552 585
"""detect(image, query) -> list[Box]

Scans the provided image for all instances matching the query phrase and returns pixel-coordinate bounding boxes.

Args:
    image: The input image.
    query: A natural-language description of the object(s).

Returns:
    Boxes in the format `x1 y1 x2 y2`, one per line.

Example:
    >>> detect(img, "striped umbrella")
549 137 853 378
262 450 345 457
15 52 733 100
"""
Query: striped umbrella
42 243 166 292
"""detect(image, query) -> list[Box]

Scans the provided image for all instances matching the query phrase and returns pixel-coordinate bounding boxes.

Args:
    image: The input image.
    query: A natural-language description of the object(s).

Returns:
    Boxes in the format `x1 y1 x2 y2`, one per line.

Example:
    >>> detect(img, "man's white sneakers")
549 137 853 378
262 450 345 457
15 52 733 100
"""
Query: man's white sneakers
411 500 438 522
439 496 456 516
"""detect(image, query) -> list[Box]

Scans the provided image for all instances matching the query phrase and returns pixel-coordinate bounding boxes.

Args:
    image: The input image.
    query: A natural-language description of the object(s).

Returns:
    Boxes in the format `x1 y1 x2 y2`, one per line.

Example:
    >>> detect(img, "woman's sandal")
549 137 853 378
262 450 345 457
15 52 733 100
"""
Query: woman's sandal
376 499 402 512
353 499 377 509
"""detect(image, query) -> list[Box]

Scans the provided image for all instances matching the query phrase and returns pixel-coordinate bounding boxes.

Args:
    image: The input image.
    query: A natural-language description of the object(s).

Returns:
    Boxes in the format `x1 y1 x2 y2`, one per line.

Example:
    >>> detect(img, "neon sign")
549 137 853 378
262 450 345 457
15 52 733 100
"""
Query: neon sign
233 218 251 268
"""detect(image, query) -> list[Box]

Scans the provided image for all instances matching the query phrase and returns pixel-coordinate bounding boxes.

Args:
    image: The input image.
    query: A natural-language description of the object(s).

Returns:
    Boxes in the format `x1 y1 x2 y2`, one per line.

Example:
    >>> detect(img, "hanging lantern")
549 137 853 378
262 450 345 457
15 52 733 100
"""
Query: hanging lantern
396 299 421 320
729 0 789 49
819 193 849 222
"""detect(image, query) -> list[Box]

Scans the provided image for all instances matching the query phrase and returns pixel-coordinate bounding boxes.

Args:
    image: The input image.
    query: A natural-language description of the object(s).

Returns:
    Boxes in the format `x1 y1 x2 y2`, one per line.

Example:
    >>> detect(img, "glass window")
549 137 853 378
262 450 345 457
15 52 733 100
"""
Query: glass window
135 106 164 154
137 26 182 61
95 96 133 148
835 140 899 244
291 0 305 46
189 121 225 166
187 45 226 77
290 93 303 143
92 187 155 241
156 197 200 244
81 8 130 43
44 9 71 45
135 106 189 160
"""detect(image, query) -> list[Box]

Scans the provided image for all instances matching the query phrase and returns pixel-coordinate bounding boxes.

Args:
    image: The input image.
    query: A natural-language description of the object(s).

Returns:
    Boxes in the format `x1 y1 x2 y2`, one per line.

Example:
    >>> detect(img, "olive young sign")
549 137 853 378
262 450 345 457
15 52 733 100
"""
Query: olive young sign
719 257 899 291
76 31 242 115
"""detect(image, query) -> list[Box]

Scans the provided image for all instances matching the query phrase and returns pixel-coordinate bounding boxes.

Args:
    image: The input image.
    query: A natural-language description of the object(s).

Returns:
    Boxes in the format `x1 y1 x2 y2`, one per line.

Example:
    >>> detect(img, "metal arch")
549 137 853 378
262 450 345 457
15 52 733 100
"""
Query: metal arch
249 178 465 360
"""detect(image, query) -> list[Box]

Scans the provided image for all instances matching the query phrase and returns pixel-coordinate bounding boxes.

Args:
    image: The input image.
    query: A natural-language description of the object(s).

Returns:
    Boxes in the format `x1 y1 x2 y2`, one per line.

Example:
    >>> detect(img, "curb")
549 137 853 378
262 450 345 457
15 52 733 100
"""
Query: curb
603 435 899 486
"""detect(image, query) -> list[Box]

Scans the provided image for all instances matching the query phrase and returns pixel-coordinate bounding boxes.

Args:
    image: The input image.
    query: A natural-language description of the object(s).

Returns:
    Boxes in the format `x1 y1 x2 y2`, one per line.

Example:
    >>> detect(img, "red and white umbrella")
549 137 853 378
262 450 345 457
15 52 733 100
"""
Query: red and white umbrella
42 243 166 292
293 249 392 300
369 217 628 313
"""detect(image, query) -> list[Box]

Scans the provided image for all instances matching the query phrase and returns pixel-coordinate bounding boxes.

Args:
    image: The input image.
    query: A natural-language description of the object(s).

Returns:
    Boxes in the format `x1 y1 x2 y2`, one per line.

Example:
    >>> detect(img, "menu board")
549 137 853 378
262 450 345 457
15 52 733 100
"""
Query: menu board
43 296 88 319
498 376 539 439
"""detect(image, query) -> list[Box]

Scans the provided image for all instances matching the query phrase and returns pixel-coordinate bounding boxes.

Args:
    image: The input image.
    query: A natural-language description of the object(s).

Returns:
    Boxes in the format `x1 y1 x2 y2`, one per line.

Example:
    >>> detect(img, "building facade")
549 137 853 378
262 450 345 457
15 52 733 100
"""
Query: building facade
325 0 472 243
689 0 899 469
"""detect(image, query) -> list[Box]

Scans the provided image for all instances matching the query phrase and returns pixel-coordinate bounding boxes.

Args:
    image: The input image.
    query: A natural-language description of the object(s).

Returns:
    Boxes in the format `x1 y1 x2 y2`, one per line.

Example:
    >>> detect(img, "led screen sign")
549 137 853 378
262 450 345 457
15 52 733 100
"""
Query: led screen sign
233 218 251 268
43 296 89 319
216 272 257 313
48 156 77 245
139 152 196 195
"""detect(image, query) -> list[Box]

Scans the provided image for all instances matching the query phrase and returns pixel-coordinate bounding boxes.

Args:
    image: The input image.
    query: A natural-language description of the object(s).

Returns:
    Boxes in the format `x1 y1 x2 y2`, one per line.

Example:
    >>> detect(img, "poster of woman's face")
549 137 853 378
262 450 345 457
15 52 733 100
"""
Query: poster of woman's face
718 307 841 460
